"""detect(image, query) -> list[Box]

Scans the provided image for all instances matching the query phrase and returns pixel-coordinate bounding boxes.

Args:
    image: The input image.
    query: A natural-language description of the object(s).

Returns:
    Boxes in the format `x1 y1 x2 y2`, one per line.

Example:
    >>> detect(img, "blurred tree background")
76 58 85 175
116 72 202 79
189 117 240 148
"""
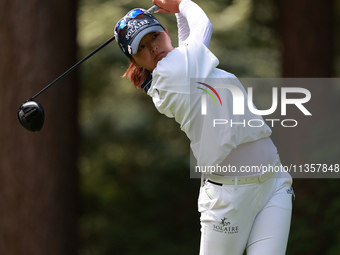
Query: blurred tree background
77 0 340 254
1 0 339 254
0 0 78 254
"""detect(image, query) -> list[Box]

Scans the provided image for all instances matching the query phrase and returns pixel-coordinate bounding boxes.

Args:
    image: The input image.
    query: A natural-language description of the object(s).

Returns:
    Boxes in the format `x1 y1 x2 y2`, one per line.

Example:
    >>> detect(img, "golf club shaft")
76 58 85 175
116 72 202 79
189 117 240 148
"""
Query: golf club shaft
29 36 115 101
29 5 160 101
146 5 160 14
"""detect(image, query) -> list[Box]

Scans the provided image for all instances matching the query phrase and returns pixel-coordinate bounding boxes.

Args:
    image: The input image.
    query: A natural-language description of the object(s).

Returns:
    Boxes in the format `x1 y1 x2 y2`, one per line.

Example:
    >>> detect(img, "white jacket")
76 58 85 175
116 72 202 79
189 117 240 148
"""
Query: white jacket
148 39 272 166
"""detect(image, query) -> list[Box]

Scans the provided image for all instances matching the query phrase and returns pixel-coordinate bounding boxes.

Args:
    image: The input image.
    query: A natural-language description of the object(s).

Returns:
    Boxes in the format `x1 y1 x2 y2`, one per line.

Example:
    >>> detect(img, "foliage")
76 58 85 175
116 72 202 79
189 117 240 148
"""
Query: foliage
77 0 340 254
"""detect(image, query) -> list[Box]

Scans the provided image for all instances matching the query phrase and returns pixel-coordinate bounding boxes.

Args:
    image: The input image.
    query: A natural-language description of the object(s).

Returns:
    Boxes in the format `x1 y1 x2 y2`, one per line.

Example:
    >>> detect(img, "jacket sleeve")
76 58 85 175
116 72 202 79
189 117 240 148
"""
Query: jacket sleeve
175 0 213 47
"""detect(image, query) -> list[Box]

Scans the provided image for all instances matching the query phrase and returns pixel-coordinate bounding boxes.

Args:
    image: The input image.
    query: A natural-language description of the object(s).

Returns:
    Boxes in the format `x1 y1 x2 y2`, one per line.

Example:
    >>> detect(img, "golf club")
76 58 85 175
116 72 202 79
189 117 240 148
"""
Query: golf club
18 5 160 132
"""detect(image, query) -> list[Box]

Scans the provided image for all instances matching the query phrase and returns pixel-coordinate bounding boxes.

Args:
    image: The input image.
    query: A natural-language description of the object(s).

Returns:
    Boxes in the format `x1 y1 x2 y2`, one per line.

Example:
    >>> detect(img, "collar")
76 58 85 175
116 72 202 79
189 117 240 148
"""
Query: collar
140 74 152 93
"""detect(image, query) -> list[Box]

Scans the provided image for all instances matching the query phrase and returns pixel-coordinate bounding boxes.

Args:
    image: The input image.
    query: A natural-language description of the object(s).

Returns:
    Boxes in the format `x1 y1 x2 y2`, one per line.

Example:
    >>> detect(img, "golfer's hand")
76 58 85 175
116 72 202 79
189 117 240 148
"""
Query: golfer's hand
152 0 182 14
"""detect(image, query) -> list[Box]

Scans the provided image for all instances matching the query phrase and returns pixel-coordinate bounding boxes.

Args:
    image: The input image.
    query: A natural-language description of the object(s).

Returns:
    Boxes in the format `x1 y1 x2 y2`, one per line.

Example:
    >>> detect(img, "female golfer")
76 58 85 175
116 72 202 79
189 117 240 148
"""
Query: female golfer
114 0 294 254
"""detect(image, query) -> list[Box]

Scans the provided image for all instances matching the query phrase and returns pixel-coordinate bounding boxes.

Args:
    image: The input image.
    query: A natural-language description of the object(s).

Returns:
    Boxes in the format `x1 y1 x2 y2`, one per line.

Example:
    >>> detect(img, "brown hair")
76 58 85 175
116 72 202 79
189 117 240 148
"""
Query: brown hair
122 30 171 89
122 58 150 89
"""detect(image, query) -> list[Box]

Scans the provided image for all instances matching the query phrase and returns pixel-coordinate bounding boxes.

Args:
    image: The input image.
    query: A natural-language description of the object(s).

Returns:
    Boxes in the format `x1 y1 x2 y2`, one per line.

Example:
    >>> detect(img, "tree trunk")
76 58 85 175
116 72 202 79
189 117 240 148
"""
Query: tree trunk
278 1 338 254
280 0 334 78
278 0 334 165
0 1 78 254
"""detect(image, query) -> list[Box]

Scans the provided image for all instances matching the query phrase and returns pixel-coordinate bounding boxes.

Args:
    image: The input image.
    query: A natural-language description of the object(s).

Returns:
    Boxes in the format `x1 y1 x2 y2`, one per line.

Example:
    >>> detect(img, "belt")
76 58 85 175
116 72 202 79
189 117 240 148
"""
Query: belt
206 160 280 186
207 171 274 186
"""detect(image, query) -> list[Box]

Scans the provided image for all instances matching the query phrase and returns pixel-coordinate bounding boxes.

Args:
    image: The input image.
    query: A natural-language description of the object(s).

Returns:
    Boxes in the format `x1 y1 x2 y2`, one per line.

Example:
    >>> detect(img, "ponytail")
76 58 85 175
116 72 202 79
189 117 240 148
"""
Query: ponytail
122 59 150 89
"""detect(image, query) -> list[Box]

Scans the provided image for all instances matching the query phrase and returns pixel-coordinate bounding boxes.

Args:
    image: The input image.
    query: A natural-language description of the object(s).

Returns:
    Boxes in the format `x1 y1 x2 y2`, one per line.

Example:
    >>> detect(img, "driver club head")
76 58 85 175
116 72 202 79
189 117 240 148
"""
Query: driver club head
18 100 45 132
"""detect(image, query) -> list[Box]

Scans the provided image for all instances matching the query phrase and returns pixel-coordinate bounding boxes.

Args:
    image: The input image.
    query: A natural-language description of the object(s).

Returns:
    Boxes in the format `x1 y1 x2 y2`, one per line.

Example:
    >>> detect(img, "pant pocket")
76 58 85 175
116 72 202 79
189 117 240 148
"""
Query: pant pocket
198 183 222 212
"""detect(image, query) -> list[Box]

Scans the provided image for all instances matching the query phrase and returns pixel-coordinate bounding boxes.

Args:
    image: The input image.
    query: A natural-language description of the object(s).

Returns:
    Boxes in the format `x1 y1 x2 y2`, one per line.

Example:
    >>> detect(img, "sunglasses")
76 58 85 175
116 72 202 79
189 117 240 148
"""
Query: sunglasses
115 9 146 34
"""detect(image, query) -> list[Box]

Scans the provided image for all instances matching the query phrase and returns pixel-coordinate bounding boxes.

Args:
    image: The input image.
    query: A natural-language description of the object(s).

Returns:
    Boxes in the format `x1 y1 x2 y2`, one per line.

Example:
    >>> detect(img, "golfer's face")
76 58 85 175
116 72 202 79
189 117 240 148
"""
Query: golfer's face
132 31 174 72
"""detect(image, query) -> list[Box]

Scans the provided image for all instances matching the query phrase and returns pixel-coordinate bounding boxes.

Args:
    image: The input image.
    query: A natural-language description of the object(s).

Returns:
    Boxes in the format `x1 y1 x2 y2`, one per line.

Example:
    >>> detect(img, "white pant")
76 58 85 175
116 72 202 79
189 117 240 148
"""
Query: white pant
198 171 293 255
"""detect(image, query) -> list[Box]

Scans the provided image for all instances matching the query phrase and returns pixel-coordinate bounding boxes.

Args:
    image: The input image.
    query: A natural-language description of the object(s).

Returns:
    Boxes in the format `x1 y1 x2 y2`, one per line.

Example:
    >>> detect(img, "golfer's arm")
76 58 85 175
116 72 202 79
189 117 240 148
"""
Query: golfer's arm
176 0 212 47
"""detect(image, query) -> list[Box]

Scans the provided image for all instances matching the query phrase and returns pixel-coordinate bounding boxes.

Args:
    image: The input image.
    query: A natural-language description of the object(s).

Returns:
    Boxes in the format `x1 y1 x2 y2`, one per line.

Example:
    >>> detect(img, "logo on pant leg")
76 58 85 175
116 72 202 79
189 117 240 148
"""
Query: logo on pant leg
286 186 296 200
213 217 239 234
